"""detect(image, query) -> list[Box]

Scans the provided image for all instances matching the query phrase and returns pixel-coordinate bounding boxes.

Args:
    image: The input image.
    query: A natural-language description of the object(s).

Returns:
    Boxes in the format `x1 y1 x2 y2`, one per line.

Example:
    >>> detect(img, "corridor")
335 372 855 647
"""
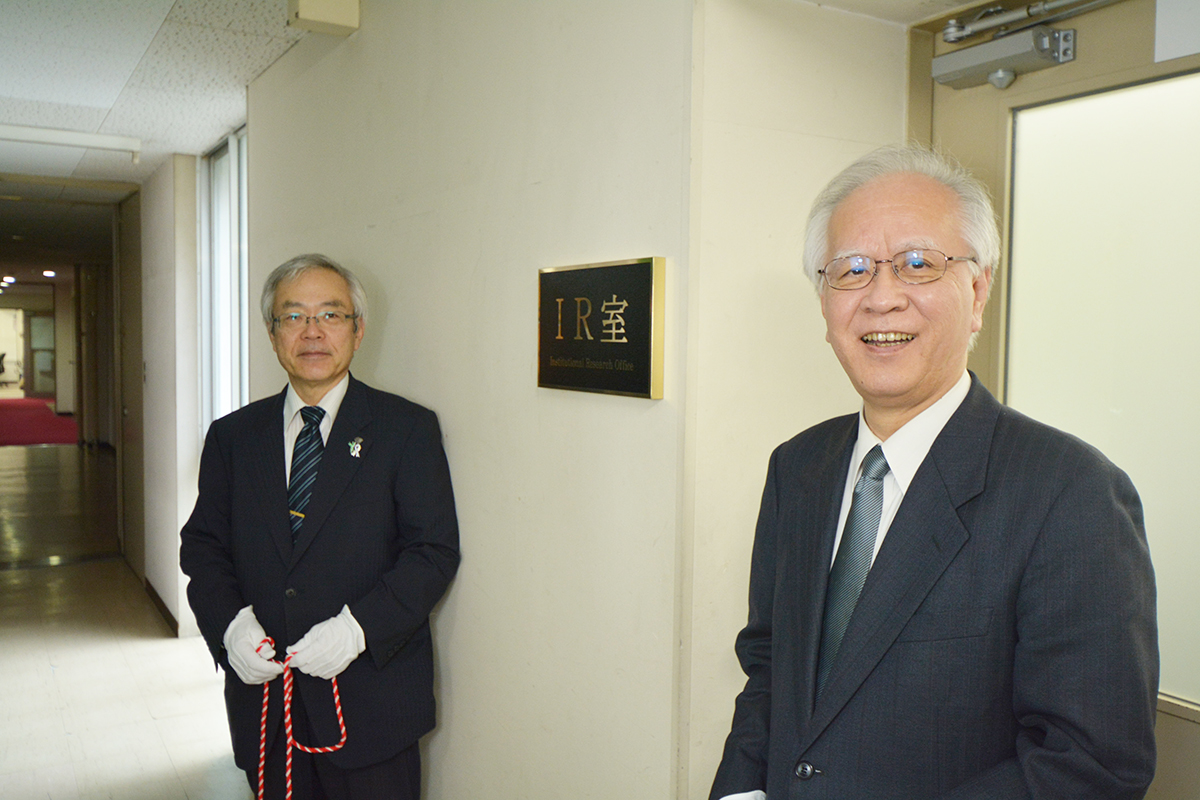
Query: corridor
0 445 251 799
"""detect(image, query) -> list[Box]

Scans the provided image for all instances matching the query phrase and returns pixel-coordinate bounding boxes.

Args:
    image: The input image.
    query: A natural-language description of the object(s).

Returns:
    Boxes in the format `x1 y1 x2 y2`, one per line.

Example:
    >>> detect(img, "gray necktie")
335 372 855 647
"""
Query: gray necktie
288 406 325 538
817 444 890 698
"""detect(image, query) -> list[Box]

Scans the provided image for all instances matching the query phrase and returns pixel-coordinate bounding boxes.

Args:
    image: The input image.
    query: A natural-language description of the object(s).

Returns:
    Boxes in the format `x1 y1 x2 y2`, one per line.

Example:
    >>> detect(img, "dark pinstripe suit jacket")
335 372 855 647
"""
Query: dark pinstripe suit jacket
711 375 1157 799
180 376 460 770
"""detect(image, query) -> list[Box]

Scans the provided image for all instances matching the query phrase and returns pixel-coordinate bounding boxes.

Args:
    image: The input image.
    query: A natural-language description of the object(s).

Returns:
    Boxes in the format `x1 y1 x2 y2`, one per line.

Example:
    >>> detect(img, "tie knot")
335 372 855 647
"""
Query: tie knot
300 406 325 427
861 444 890 481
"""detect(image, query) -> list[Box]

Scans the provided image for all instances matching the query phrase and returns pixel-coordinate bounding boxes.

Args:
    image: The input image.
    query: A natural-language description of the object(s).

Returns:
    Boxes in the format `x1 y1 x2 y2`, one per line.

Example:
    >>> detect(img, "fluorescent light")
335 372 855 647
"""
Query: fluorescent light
0 123 141 156
42 270 56 278
2 276 13 283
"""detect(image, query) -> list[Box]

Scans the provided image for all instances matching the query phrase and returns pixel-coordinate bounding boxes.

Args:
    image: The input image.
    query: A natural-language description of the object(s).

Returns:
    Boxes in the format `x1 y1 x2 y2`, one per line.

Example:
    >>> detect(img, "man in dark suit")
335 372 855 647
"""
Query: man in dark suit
180 253 459 800
710 146 1157 799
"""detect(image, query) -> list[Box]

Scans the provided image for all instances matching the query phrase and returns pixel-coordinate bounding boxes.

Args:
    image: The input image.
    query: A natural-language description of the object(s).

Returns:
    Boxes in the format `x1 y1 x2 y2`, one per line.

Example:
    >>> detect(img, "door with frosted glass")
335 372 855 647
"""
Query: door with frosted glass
24 313 55 401
1008 71 1200 711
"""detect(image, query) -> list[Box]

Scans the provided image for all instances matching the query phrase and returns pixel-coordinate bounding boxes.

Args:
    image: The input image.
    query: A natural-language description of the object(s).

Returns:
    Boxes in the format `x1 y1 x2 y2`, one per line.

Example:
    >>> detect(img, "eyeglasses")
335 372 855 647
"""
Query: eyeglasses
818 249 977 291
272 311 359 332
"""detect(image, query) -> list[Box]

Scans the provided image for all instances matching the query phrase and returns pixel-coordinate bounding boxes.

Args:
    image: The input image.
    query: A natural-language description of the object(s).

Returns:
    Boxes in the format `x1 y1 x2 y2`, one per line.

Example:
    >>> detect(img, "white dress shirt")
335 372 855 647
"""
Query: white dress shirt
282 374 350 484
829 370 971 568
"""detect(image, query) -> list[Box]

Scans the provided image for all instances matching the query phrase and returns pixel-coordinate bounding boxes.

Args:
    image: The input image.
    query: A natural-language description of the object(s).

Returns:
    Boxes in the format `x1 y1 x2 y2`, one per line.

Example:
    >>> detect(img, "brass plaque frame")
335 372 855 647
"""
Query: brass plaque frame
538 257 664 399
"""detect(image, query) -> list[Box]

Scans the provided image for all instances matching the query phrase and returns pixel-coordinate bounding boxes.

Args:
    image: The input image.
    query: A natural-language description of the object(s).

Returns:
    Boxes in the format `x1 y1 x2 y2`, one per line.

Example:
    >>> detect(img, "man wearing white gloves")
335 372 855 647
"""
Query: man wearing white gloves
181 254 460 800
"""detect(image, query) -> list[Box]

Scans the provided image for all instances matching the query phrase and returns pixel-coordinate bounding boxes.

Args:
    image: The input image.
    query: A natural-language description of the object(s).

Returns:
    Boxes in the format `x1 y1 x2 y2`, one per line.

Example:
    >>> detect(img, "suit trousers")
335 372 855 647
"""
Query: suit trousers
249 688 421 800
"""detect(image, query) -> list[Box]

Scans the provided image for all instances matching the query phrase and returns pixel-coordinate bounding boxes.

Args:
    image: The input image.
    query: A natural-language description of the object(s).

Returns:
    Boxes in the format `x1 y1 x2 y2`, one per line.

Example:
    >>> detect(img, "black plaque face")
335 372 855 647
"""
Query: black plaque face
538 257 664 398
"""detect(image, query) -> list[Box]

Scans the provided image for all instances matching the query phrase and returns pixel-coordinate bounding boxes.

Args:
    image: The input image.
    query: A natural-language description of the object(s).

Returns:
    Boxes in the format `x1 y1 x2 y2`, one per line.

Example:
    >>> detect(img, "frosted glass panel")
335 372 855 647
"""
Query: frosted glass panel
1009 72 1200 704
29 315 54 349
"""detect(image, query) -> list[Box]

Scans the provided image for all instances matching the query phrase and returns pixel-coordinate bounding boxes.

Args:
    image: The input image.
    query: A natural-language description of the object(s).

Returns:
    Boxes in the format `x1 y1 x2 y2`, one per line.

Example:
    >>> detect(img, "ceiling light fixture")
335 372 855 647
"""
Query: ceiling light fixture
0 123 141 163
42 270 56 278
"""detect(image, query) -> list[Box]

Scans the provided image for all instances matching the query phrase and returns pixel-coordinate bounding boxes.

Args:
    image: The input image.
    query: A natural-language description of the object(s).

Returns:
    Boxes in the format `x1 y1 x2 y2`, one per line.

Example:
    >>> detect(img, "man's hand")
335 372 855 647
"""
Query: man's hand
223 605 284 685
286 605 366 680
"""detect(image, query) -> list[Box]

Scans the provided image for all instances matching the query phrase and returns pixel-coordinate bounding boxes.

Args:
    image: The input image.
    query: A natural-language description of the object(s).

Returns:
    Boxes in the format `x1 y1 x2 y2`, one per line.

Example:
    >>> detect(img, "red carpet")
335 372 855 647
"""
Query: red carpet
0 398 79 446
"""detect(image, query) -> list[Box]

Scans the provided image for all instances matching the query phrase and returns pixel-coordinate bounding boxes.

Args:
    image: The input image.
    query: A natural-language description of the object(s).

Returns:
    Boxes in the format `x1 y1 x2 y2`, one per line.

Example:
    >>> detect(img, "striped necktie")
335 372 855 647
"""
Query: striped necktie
288 406 325 537
816 444 890 698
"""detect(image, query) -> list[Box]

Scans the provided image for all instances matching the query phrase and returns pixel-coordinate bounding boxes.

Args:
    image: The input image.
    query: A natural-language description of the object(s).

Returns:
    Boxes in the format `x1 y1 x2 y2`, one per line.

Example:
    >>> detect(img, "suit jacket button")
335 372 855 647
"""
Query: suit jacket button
285 588 297 599
795 761 819 780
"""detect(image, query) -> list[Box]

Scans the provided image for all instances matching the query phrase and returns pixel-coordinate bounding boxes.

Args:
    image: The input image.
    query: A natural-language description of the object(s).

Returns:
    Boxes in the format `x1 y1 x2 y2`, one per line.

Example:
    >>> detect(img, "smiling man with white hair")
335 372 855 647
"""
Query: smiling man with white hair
710 145 1157 800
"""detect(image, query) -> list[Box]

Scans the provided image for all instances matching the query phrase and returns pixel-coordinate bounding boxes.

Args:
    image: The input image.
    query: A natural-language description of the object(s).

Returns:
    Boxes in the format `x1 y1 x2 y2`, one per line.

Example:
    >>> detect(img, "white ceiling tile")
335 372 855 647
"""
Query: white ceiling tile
128 21 298 95
169 0 304 39
0 96 107 133
0 140 85 178
0 0 173 50
0 37 140 107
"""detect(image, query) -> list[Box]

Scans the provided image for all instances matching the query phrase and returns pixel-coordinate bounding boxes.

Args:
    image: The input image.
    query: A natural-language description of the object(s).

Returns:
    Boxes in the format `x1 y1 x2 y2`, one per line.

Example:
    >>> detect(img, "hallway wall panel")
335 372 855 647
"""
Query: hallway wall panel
684 1 907 793
142 154 199 635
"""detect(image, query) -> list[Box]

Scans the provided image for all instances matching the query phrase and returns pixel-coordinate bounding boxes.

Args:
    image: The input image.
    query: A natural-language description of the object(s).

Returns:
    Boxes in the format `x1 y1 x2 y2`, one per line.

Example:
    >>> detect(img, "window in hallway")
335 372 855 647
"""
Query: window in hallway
200 127 250 432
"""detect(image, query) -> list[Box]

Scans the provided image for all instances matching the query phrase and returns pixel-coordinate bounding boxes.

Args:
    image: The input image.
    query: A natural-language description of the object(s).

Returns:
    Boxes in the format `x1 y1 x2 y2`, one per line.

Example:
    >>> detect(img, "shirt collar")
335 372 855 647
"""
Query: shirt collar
853 371 971 494
284 373 351 430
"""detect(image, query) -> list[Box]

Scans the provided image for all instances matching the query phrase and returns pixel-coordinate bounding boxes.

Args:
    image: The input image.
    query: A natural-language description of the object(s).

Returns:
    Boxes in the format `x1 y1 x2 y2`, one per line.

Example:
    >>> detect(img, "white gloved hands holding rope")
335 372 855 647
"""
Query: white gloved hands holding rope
286 604 366 680
224 605 285 685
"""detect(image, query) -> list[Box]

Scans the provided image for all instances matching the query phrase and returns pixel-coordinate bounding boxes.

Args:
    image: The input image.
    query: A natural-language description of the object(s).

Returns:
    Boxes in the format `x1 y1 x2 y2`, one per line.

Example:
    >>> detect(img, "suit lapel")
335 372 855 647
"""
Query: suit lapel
289 377 373 568
248 388 294 566
782 418 857 725
804 377 1000 746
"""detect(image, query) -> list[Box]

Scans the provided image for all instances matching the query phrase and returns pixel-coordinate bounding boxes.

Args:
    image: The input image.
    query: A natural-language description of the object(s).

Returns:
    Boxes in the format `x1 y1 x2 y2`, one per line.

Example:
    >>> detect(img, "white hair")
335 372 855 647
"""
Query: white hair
802 144 1000 293
260 253 367 331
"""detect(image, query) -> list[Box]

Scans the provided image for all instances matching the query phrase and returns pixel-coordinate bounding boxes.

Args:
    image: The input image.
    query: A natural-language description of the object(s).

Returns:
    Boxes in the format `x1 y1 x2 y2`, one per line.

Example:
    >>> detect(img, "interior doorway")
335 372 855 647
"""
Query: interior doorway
917 2 1200 795
1007 69 1200 711
0 308 24 395
24 311 56 401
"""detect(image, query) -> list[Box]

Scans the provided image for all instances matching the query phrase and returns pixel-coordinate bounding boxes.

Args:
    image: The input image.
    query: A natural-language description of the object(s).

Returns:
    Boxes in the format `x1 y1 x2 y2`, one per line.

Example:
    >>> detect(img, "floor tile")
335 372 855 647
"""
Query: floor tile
0 445 246 798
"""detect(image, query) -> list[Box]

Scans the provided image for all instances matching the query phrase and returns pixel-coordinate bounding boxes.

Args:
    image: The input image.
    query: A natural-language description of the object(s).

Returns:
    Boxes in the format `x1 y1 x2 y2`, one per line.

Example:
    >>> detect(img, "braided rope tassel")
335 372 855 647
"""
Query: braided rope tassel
255 638 348 800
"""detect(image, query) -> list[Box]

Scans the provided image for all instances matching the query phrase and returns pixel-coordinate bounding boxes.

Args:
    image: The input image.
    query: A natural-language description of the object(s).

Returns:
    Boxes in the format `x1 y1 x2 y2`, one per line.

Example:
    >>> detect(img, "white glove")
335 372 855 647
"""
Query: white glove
286 604 367 680
223 605 284 685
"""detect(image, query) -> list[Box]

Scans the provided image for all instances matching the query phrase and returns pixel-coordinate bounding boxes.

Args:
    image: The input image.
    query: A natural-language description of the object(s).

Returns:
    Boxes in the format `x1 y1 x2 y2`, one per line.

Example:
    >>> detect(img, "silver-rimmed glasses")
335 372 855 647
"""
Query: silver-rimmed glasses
272 311 359 332
818 249 977 291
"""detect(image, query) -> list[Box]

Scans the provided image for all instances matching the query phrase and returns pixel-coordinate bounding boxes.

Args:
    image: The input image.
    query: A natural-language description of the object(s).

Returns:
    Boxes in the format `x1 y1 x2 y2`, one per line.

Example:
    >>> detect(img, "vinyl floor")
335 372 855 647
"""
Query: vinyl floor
0 445 252 799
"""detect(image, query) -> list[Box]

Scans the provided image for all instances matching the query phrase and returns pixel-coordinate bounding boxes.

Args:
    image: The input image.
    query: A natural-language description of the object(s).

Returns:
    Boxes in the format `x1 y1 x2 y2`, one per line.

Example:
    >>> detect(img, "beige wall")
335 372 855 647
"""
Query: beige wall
245 1 907 797
141 154 200 635
76 262 114 444
53 279 76 413
684 0 907 793
118 193 145 581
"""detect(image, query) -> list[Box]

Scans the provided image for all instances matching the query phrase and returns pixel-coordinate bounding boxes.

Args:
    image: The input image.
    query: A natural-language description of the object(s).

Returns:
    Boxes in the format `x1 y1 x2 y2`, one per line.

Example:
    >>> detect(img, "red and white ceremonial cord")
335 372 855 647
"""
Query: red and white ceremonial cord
255 637 348 800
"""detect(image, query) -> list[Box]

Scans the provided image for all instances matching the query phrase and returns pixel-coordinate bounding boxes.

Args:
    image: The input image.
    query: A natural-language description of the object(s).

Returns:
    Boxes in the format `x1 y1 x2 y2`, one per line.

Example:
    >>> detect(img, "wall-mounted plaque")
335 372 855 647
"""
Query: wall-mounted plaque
538 257 664 399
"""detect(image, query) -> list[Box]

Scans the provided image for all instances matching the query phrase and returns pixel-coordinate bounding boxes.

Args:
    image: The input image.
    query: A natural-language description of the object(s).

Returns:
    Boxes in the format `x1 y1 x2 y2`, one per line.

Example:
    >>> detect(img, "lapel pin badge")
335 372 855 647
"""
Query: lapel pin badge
349 437 363 458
